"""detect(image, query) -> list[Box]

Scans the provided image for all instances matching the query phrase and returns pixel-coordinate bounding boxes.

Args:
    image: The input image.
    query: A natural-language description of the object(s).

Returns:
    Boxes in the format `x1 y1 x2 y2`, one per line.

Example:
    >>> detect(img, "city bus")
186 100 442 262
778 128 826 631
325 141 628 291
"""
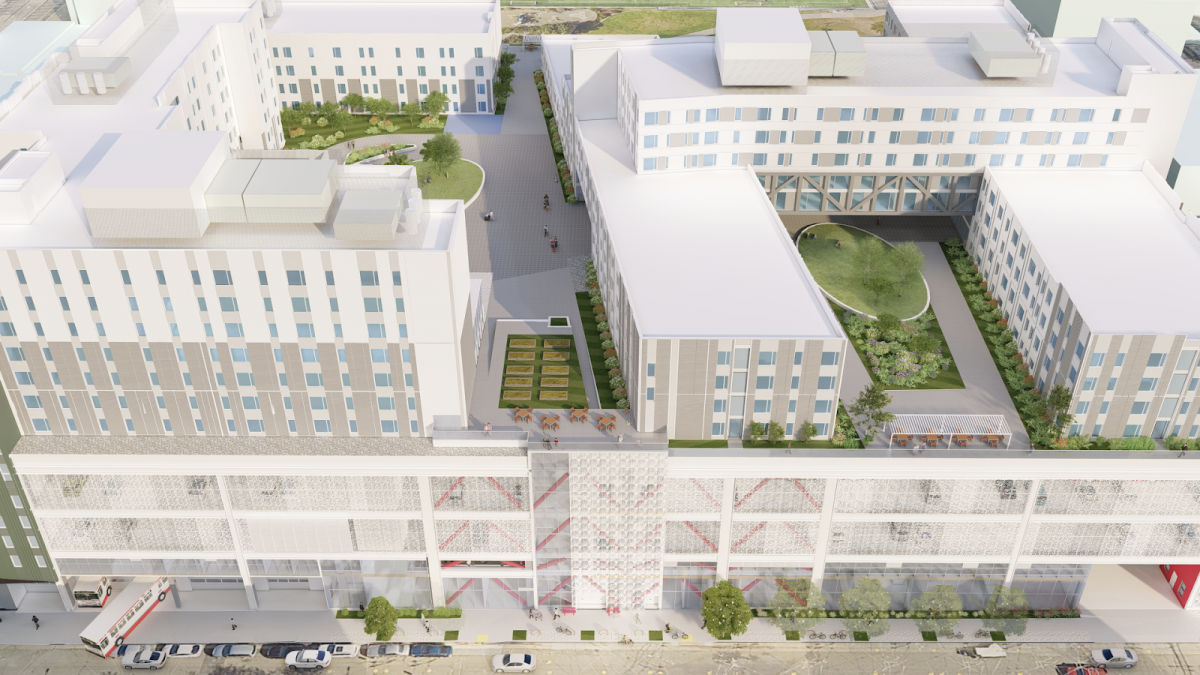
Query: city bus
72 576 111 608
79 576 171 657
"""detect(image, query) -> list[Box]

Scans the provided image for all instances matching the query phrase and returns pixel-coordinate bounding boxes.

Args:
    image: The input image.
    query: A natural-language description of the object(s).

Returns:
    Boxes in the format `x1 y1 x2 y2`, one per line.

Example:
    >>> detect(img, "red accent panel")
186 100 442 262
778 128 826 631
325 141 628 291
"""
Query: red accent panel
780 521 815 552
682 520 718 552
734 478 772 510
444 578 478 606
632 523 663 552
1160 564 1200 608
486 477 524 509
491 578 530 607
536 516 573 551
534 472 570 509
439 520 471 550
730 521 767 552
630 580 661 608
485 520 527 551
538 575 573 605
500 561 526 569
690 478 722 509
441 560 466 568
435 476 466 508
739 578 762 594
585 518 622 551
681 578 704 598
537 557 567 570
775 577 808 606
633 480 665 509
788 479 822 511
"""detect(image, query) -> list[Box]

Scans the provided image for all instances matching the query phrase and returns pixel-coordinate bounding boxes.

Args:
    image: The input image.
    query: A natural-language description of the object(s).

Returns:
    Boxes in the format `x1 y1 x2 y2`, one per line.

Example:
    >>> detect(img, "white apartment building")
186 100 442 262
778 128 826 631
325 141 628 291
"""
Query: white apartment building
266 0 503 114
545 10 1194 224
967 163 1200 441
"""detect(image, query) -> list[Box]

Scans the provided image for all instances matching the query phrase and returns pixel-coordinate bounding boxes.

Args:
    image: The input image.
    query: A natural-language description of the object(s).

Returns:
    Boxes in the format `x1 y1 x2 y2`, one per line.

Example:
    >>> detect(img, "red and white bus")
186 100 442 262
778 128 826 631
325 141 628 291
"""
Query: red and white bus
72 576 111 608
79 576 171 657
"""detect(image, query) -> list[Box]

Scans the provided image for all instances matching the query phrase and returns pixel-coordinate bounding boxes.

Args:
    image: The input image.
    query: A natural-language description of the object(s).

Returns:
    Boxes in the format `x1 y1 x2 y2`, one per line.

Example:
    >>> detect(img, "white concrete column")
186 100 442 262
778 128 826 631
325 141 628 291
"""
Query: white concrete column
810 478 840 585
716 478 735 580
215 475 257 610
1004 479 1041 587
417 476 446 607
54 581 73 612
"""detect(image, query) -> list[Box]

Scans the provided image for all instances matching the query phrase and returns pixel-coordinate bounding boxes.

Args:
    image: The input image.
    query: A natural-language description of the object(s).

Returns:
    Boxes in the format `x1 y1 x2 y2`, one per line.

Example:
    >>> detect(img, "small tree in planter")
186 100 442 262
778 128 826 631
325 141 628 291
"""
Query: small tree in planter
912 585 964 636
982 584 1029 637
838 578 892 639
363 596 399 641
799 420 818 443
702 580 753 639
849 382 894 443
767 421 785 444
767 578 827 634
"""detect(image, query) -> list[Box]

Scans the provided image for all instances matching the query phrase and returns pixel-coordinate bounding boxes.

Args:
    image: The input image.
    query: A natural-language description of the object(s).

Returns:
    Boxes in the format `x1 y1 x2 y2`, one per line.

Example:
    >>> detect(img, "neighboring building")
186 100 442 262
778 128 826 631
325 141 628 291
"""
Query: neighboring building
885 0 1030 38
265 0 503 114
1010 0 1198 54
544 11 1195 226
967 163 1200 441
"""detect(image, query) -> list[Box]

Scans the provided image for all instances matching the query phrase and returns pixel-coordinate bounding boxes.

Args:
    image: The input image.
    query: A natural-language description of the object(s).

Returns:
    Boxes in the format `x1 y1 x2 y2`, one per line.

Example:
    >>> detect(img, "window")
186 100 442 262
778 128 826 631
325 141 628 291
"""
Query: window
973 108 985 121
1083 377 1097 391
821 351 839 366
1148 353 1167 367
1131 402 1150 415
757 107 771 121
715 375 728 390
1140 378 1159 391
753 400 771 413
646 387 655 401
755 376 774 390
817 376 836 390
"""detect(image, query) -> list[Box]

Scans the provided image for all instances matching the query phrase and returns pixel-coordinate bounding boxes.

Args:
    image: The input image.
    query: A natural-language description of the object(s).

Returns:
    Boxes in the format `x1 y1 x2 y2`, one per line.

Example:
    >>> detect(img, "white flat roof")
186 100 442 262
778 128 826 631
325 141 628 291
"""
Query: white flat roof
715 7 809 46
989 167 1200 338
889 4 1025 38
80 130 223 190
266 2 494 35
577 118 840 340
608 32 1175 99
243 158 334 196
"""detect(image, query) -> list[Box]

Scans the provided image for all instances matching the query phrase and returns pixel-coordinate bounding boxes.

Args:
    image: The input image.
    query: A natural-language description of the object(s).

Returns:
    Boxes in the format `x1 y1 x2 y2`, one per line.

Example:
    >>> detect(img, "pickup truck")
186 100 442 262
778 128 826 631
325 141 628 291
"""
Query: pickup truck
1056 664 1107 675
409 644 453 658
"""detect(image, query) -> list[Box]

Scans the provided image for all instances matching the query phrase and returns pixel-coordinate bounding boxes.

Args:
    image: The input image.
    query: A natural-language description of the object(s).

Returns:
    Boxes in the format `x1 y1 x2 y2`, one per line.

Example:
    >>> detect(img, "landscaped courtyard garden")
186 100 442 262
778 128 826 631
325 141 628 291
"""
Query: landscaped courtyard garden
835 302 963 390
797 223 928 319
499 335 588 409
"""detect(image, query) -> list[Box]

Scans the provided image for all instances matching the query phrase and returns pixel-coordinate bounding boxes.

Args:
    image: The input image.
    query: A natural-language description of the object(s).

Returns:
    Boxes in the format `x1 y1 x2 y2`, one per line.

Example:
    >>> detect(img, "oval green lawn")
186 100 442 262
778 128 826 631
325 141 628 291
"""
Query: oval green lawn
410 159 483 202
797 223 928 319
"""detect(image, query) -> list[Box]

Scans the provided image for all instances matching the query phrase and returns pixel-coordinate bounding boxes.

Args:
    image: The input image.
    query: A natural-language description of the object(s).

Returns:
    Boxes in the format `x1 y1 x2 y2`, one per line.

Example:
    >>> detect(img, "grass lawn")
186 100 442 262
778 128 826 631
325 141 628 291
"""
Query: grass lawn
504 0 865 6
803 15 884 34
499 334 588 410
576 292 618 408
797 223 929 319
284 113 445 149
409 159 483 202
668 439 729 448
830 298 965 391
589 10 715 37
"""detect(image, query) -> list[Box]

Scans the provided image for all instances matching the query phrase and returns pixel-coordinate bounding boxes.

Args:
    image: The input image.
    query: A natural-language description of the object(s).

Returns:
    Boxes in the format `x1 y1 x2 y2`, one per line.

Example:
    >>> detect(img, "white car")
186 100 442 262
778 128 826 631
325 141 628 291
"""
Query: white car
493 653 537 673
122 648 166 670
316 643 358 657
1091 648 1138 668
359 643 408 658
286 649 333 670
165 644 203 658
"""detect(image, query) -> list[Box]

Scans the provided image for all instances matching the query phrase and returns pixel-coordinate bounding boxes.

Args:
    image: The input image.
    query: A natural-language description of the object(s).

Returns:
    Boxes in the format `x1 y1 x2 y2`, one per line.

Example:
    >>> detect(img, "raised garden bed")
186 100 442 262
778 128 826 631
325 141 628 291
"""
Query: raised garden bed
507 366 534 375
513 630 527 641
833 299 963 391
499 334 587 409
542 366 569 375
503 391 531 401
546 338 571 347
443 630 459 641
648 630 663 641
540 391 569 401
509 351 535 361
504 378 533 387
575 291 618 408
581 630 595 640
921 630 938 641
510 338 536 348
543 351 569 361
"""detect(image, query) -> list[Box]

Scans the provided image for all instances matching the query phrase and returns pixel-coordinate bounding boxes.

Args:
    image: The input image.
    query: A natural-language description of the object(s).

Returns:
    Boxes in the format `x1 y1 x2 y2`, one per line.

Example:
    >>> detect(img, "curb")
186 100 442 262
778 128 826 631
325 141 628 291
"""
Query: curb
463 158 486 208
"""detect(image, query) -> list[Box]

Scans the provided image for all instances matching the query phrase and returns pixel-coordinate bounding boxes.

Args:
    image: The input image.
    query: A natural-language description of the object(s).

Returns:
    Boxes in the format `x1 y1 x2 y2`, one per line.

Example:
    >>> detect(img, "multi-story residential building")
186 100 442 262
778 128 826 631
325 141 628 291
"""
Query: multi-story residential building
266 0 503 114
544 10 1194 226
967 163 1200 441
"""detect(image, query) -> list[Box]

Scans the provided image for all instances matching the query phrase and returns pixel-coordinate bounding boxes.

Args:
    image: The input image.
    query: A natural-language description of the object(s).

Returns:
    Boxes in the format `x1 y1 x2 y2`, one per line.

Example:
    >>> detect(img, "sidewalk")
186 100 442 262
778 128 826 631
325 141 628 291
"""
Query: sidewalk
6 604 1200 647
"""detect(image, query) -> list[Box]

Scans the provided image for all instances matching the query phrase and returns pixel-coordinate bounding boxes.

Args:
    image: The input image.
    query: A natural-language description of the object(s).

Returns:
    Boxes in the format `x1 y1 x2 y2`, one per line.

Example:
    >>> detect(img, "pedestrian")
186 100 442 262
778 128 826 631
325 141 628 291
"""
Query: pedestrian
876 217 881 226
702 618 707 630
635 613 641 624
665 622 673 632
426 173 432 185
1181 442 1189 458
231 617 237 630
31 615 38 630
544 225 549 237
835 239 842 249
553 437 559 447
485 422 492 437
618 433 624 444
359 602 364 612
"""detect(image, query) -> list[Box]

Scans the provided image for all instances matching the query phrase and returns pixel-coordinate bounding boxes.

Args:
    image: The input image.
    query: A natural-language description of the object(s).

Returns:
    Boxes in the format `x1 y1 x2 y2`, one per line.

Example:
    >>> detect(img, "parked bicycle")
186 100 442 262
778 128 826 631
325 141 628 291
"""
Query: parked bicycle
806 630 826 640
619 635 634 645
669 630 690 640
555 625 575 636
528 608 544 621
974 628 992 639
943 630 964 640
831 630 849 640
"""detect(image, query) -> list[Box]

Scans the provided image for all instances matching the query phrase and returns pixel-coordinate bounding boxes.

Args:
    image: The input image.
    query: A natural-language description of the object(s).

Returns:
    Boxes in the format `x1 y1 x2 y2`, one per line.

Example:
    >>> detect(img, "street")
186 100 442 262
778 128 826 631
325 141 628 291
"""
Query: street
3 642 1199 675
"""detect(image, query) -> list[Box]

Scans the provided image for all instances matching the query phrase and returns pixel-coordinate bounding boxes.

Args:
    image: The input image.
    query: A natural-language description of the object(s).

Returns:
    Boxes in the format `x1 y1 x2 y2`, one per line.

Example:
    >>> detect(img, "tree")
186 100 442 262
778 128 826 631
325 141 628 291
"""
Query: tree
701 580 753 639
297 100 318 119
364 96 397 120
799 420 818 442
890 242 925 296
319 100 340 119
420 132 462 178
982 585 1029 637
1024 384 1073 448
331 107 352 131
767 420 785 444
766 577 827 634
423 89 451 117
280 107 301 128
496 62 515 84
911 585 964 636
849 382 895 443
403 101 424 127
748 421 765 442
838 578 892 638
492 78 514 105
363 596 399 641
387 152 410 165
852 237 887 286
341 92 366 111
864 273 893 306
499 51 518 68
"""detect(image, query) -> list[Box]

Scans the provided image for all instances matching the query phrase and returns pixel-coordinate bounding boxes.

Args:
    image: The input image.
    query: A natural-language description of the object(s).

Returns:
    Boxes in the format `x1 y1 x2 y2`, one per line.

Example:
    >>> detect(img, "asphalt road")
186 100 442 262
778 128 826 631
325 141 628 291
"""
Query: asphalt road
4 642 1199 675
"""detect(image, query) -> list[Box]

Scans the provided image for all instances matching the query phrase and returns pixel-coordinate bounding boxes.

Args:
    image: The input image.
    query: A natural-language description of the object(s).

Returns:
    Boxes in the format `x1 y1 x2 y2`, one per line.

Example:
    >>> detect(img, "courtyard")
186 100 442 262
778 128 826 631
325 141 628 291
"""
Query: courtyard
797 222 929 319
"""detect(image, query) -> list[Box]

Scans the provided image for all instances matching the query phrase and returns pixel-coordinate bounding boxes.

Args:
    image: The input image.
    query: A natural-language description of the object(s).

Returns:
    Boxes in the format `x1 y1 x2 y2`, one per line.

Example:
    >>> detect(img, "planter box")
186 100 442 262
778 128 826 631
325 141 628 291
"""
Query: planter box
542 366 569 375
545 338 572 347
541 378 569 388
510 338 536 348
509 351 535 361
504 377 532 387
540 391 568 401
506 365 534 375
503 391 531 401
543 351 569 361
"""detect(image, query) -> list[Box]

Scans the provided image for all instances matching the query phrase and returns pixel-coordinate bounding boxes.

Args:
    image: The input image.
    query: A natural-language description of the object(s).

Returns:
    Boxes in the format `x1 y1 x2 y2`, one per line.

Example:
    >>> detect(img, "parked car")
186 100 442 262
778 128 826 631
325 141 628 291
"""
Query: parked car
285 649 333 670
1092 649 1138 669
206 644 257 659
114 645 149 658
410 644 453 658
164 644 203 658
121 648 166 670
316 643 358 657
493 652 537 673
262 643 317 659
359 643 408 658
1056 664 1108 675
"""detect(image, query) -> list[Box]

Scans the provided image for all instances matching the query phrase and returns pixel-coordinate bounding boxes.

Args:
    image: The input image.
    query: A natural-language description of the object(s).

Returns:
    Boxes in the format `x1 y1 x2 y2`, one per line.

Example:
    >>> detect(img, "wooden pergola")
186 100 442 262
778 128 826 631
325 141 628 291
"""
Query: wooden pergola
884 414 1012 449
